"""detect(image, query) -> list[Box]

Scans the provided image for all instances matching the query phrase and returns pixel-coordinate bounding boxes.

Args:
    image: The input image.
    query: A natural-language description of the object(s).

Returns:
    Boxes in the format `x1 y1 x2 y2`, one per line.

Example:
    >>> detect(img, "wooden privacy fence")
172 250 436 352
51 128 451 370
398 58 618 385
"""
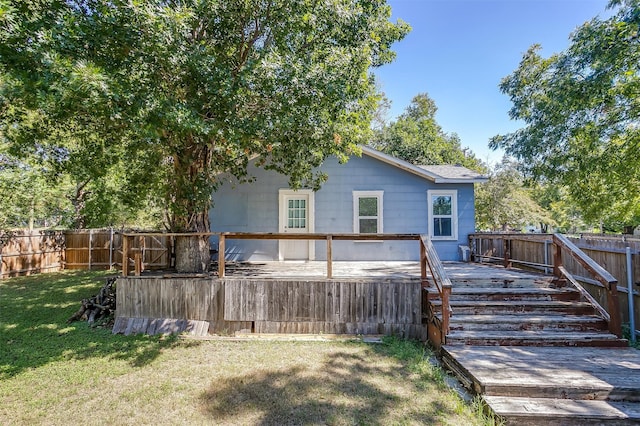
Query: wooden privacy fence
0 229 171 278
469 232 640 337
66 230 170 272
0 230 65 278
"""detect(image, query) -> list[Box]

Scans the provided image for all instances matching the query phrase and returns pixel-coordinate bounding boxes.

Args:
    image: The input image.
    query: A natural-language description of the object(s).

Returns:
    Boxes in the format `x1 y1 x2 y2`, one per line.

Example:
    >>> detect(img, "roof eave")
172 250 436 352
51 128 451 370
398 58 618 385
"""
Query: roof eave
360 145 439 182
361 145 486 184
435 177 489 184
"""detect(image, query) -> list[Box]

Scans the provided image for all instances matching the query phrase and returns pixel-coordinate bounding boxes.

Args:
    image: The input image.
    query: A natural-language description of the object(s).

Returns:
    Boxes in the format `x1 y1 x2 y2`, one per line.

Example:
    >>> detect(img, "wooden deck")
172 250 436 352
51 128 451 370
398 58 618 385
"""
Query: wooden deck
220 260 423 279
219 260 540 278
115 261 428 339
434 263 640 424
442 346 640 425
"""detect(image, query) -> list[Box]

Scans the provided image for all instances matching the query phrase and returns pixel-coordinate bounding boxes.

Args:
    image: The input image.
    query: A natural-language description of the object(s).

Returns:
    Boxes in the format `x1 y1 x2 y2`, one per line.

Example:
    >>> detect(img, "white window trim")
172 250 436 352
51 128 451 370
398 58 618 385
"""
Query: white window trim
428 189 458 241
353 191 384 235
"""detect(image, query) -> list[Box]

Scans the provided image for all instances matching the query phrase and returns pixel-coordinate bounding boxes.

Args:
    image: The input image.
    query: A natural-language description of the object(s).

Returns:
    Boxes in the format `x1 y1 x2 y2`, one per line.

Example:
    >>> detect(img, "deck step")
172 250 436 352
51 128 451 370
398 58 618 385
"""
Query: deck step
480 374 640 401
441 346 640 401
432 299 597 315
448 314 608 332
450 277 557 288
436 265 637 426
447 287 581 302
484 396 640 425
445 330 627 347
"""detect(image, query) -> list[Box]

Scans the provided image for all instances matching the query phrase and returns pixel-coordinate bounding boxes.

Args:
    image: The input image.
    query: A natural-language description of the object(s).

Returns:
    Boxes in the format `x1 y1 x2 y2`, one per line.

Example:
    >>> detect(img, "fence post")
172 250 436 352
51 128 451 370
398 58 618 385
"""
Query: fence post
627 247 636 343
218 234 225 278
326 235 333 279
420 239 427 283
553 240 562 278
109 228 114 270
88 229 93 271
122 235 129 277
607 279 622 337
544 239 550 274
503 237 512 268
442 287 451 336
134 253 142 276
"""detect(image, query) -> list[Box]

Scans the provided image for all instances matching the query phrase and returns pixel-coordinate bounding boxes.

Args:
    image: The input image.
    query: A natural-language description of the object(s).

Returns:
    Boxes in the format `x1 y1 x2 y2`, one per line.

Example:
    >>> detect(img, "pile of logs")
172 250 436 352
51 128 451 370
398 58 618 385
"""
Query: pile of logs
67 277 117 327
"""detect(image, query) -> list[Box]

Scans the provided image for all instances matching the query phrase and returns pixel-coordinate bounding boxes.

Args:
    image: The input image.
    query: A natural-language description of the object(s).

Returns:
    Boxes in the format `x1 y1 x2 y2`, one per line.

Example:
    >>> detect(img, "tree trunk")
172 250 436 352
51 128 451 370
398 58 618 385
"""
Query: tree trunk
174 211 211 273
167 135 214 273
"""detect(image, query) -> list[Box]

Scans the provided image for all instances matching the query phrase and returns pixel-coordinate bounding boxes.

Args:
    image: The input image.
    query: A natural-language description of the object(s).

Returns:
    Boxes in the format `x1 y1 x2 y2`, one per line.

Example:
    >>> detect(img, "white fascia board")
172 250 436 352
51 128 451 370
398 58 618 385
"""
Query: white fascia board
360 145 488 184
360 145 438 182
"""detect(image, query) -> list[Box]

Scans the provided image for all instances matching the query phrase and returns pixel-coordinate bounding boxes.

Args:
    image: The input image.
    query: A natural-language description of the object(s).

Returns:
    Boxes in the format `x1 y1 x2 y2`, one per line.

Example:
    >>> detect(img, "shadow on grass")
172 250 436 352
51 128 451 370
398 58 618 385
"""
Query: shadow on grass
199 344 456 425
0 271 195 379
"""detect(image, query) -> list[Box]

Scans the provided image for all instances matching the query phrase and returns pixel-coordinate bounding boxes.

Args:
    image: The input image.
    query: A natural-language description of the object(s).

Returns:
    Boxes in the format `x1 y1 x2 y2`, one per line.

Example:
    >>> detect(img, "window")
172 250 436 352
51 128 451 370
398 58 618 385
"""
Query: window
428 190 457 240
287 198 306 229
353 191 383 234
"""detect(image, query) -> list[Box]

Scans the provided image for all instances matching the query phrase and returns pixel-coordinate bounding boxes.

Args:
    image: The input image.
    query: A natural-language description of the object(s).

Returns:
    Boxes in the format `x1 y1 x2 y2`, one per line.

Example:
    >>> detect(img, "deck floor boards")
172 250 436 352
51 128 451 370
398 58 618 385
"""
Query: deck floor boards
442 345 640 423
217 260 547 281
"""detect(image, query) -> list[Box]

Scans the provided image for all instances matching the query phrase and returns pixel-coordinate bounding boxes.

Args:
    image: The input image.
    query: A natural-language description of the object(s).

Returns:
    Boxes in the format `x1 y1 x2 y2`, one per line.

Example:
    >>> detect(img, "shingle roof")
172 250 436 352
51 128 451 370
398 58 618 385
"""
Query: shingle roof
418 164 485 181
361 146 487 183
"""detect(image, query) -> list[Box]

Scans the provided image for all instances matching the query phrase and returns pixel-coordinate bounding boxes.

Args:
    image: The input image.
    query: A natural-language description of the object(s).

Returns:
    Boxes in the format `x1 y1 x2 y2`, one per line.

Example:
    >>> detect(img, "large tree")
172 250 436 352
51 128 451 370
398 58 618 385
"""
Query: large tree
372 93 485 171
490 0 640 230
475 158 555 232
0 1 409 271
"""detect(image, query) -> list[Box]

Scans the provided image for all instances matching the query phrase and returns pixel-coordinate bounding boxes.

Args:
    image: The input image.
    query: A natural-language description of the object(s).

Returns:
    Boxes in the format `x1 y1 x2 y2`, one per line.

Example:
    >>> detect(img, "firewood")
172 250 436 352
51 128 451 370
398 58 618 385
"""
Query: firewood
67 277 117 327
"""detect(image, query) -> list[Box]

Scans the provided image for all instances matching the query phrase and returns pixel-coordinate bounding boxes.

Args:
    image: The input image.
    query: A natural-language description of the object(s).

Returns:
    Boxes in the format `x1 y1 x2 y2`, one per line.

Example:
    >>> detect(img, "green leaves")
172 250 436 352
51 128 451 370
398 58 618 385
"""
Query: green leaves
0 0 408 231
373 93 486 172
475 159 555 232
493 1 640 228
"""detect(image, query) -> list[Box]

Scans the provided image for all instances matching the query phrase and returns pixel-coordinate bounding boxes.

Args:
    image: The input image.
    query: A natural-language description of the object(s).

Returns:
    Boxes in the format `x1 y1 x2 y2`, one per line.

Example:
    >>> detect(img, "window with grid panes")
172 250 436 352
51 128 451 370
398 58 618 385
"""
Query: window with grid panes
428 190 457 240
353 191 383 234
287 198 306 229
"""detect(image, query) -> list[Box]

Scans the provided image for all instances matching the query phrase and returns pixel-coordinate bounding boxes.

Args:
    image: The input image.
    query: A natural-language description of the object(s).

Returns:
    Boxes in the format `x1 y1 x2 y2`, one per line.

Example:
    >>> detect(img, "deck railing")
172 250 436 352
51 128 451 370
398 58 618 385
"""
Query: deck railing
469 233 622 337
120 231 428 278
552 234 621 336
420 235 452 346
216 232 422 278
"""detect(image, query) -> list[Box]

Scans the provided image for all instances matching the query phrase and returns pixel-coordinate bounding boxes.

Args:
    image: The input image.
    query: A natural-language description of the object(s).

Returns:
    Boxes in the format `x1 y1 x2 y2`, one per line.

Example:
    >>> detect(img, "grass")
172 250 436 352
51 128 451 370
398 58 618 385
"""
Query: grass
1 271 494 425
623 324 640 349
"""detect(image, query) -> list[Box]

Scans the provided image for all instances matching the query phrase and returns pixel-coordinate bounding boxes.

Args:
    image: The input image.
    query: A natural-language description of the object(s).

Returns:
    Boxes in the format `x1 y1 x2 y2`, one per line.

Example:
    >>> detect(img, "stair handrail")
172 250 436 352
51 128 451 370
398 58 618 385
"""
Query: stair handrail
552 233 621 336
557 265 611 322
420 234 452 337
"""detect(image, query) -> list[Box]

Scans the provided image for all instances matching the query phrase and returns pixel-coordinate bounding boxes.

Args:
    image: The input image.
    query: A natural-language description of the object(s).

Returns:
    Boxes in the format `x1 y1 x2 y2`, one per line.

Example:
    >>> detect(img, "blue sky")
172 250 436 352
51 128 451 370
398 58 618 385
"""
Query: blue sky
374 0 612 165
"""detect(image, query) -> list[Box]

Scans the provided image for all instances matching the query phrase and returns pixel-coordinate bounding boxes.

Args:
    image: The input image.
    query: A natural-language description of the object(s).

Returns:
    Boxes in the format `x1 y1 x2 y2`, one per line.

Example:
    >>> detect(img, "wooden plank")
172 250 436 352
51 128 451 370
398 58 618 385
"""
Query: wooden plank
122 235 129 277
326 235 332 279
554 234 617 286
116 275 424 337
559 266 611 322
218 234 225 278
484 396 640 423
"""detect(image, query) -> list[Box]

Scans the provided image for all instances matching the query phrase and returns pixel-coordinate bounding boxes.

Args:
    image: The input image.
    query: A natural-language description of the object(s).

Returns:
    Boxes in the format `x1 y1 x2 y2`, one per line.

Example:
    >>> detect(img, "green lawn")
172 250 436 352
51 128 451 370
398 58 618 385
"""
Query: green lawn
0 271 492 425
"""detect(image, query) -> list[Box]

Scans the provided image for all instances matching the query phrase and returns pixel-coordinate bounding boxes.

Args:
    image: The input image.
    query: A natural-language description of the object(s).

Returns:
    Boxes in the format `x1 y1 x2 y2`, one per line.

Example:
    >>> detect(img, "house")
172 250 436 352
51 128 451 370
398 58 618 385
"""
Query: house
209 146 486 261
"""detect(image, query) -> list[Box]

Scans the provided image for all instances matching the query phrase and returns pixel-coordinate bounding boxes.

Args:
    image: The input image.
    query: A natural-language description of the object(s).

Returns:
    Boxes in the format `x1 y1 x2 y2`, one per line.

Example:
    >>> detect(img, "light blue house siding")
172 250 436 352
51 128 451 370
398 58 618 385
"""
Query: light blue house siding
210 151 478 261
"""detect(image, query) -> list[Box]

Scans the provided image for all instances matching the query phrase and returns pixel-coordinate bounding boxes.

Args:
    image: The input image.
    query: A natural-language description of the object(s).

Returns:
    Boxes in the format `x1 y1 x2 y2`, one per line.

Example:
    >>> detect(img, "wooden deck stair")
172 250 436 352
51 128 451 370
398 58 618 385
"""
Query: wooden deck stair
430 274 627 347
432 264 639 424
441 345 640 425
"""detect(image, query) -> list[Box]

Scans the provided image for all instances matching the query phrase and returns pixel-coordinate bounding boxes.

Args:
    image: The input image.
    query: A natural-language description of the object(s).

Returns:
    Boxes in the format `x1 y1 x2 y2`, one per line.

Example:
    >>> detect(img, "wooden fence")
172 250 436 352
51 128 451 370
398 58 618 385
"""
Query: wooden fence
116 276 425 338
469 233 640 336
0 230 65 278
0 229 171 278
